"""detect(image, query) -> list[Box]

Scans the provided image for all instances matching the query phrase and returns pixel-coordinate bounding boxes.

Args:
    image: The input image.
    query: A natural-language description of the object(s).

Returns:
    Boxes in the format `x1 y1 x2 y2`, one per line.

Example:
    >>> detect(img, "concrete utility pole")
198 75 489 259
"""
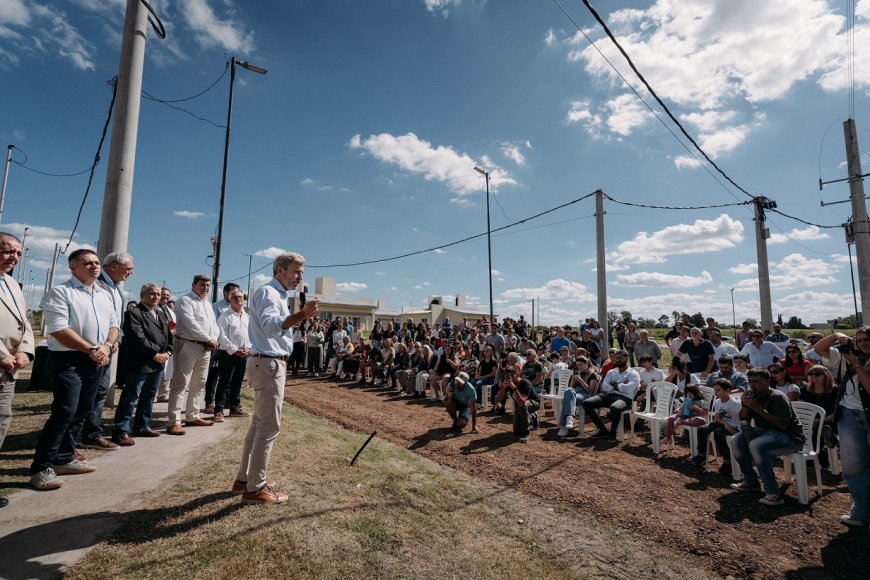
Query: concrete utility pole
595 190 608 346
0 145 12 224
40 243 61 334
753 197 775 331
844 118 870 324
97 0 148 261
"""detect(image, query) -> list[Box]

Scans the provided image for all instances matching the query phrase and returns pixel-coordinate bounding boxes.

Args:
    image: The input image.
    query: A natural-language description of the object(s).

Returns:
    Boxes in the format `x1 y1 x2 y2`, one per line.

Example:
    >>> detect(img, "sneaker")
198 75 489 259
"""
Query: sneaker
29 468 65 491
79 436 120 451
241 484 289 505
759 494 784 506
565 416 574 429
557 426 570 438
840 514 870 528
518 435 530 443
232 479 275 496
691 456 706 467
229 407 251 417
202 403 215 414
54 459 96 475
212 412 225 423
730 481 761 493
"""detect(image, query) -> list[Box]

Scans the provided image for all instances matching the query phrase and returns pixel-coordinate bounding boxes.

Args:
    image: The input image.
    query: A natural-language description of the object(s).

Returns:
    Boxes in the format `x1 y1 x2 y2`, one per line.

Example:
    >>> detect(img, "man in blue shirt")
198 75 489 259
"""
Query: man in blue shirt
446 371 478 434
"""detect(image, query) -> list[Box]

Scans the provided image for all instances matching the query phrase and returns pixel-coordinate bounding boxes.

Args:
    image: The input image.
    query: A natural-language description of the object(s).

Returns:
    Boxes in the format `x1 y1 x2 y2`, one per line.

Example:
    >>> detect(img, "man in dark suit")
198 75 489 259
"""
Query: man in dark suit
112 283 173 445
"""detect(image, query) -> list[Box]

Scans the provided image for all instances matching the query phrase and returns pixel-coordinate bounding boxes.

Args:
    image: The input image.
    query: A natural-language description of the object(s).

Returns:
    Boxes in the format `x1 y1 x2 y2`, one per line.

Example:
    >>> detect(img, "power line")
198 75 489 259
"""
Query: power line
62 77 119 254
11 147 94 177
144 62 228 103
601 193 752 211
141 90 225 128
768 208 843 229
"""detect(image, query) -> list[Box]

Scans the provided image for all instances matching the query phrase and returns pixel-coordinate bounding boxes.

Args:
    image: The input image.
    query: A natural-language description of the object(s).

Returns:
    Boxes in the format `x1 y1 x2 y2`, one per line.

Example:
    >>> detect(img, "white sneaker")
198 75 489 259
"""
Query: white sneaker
54 459 96 475
840 514 869 527
29 468 65 490
565 416 574 429
518 435 530 443
557 426 569 438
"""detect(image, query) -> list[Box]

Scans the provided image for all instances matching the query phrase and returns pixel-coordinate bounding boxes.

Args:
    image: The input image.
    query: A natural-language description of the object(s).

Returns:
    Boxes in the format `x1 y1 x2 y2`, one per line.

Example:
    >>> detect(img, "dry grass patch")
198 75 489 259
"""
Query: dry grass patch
68 400 714 579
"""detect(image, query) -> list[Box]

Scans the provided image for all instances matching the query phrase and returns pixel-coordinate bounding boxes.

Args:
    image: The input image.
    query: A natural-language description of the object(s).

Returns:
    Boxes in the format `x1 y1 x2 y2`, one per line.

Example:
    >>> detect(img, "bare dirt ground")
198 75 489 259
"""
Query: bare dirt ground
284 375 869 580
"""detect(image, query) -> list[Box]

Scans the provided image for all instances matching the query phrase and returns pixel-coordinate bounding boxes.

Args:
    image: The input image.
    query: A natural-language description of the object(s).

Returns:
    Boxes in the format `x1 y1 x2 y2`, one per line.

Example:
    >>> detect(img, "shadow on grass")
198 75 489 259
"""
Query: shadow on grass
786 529 870 579
0 492 243 580
12 403 52 416
0 431 42 452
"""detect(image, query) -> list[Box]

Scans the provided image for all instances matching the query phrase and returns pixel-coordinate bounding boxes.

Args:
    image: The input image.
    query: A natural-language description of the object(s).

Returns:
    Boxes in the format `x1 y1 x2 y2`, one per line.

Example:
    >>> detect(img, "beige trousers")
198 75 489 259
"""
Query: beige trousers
168 339 211 424
237 357 285 492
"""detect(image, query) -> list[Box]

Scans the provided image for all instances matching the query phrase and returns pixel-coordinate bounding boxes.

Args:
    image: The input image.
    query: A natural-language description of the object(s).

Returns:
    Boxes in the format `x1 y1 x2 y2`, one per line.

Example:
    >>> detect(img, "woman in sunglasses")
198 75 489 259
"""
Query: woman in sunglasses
783 344 812 385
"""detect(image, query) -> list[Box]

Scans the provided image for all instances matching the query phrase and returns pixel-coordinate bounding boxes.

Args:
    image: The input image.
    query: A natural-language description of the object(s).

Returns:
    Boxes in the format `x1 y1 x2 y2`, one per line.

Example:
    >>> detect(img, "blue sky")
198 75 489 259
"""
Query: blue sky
1 0 869 326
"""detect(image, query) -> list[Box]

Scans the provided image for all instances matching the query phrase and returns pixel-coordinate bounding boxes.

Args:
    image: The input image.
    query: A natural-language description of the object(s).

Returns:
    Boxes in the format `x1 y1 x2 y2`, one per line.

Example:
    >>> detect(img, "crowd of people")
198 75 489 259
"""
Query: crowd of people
1 230 869 526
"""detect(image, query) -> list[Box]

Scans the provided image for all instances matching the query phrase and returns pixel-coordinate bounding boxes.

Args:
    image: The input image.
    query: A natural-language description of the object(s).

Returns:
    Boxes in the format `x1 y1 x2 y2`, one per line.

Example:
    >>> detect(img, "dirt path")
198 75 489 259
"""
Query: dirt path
284 376 867 579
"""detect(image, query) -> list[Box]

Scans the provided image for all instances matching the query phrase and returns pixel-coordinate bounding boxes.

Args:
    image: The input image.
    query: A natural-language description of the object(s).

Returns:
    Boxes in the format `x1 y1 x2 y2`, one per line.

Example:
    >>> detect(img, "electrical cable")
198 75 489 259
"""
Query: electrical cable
578 0 757 201
143 62 228 103
601 193 752 211
141 90 226 128
140 0 166 39
62 77 119 254
491 191 512 222
767 208 843 229
10 146 94 177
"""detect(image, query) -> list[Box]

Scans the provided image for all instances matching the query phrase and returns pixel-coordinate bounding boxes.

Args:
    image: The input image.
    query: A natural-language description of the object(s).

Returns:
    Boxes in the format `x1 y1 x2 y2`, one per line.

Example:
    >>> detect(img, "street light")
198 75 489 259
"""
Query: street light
730 288 737 343
242 252 253 304
212 57 268 302
473 166 494 328
17 227 29 284
0 145 13 225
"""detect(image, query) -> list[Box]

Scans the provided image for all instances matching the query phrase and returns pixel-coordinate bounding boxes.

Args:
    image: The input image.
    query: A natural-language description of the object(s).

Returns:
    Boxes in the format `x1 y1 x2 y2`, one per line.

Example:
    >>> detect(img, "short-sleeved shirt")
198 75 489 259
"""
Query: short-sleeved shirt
515 377 540 403
450 383 477 407
522 361 545 385
679 339 717 374
713 397 742 429
748 389 806 444
41 277 120 351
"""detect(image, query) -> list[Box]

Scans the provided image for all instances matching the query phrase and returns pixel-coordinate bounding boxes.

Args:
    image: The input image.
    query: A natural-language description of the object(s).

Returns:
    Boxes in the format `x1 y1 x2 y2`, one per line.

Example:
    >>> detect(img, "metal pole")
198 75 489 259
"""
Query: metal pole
485 171 493 327
595 190 608 347
753 197 774 331
18 248 29 285
848 241 860 326
730 288 737 343
244 252 253 302
97 0 148 260
213 58 237 302
17 227 28 284
0 145 12 224
844 119 870 325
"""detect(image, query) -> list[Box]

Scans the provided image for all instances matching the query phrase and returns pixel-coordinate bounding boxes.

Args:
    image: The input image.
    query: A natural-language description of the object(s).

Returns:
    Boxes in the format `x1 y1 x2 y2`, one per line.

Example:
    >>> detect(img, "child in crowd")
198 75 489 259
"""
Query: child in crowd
661 384 708 447
691 379 742 475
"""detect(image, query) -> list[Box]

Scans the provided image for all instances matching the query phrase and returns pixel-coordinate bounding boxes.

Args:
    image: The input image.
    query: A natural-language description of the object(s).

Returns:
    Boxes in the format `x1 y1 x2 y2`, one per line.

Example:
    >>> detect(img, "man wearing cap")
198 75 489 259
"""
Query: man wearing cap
445 371 478 434
739 329 785 369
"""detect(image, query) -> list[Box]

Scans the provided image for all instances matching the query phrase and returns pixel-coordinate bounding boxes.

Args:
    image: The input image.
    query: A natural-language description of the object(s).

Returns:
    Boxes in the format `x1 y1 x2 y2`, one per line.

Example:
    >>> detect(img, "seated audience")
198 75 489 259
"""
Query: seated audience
768 363 800 401
705 355 749 392
557 356 600 437
692 378 742 475
581 350 639 442
660 384 709 447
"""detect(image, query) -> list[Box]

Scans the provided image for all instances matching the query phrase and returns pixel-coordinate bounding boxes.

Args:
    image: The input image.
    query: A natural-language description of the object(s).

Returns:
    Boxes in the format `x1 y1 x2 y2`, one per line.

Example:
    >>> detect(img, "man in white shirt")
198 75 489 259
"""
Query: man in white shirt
30 249 119 490
214 289 251 421
166 274 220 435
739 329 785 368
709 329 739 359
204 282 240 412
581 350 640 442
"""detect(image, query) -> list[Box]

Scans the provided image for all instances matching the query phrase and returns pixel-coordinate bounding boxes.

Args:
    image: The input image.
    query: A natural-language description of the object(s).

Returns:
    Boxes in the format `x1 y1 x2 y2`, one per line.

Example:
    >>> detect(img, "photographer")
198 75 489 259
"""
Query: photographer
500 366 539 443
814 329 870 529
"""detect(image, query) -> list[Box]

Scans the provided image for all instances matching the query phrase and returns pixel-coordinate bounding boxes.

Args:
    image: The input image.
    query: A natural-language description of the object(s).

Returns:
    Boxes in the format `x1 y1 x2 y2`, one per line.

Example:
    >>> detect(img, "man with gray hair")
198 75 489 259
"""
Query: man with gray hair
234 252 319 504
632 329 662 367
80 251 133 451
166 274 220 435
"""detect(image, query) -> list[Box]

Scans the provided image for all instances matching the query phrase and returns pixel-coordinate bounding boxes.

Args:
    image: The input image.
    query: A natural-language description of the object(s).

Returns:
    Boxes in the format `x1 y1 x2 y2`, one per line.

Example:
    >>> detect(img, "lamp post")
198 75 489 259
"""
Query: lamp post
473 166 494 327
17 227 29 284
212 57 268 302
0 145 13 224
730 288 737 343
243 252 253 303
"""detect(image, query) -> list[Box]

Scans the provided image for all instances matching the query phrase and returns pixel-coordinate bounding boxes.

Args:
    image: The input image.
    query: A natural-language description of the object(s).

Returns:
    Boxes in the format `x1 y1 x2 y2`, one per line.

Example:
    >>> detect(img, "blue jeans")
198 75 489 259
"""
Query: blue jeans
114 368 162 436
838 408 870 521
733 426 801 496
470 377 494 405
31 351 108 473
560 387 591 427
81 353 114 443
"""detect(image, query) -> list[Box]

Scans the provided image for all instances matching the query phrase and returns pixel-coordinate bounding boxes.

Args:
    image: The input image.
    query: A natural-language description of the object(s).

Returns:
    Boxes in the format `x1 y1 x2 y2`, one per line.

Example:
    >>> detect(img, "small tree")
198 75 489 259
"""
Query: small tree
689 312 705 328
619 310 634 325
658 314 670 327
742 317 758 328
785 316 805 330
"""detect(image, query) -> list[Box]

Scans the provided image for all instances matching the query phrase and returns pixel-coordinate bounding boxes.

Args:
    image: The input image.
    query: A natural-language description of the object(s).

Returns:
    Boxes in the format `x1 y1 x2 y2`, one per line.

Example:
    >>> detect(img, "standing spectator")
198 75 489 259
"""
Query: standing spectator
112 284 172 445
577 329 602 365
615 321 626 350
692 378 742 474
730 368 805 506
767 324 791 346
669 325 691 363
813 330 870 527
203 282 240 413
581 350 639 442
30 249 119 490
306 322 325 376
623 323 640 366
166 275 220 435
80 251 133 451
0 232 35 507
739 329 785 368
484 324 506 354
679 327 717 379
214 289 251 422
234 252 319 504
708 329 739 359
290 324 306 376
155 287 175 403
633 330 662 367
736 321 753 348
549 327 574 354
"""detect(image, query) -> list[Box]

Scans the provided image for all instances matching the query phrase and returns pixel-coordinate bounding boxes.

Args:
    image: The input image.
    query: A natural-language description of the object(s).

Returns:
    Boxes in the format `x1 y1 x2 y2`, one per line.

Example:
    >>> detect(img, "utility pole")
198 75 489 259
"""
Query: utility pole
243 252 253 303
530 298 534 329
0 145 12 224
844 118 870 325
753 196 775 331
40 243 60 334
595 190 608 346
97 0 148 261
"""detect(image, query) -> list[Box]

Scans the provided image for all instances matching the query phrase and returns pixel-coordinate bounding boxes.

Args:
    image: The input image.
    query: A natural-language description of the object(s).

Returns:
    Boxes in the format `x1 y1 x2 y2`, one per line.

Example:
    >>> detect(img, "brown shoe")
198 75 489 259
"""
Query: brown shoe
202 403 215 414
133 428 161 437
74 451 87 462
79 436 120 451
231 479 275 496
185 418 214 427
229 407 251 417
241 484 288 505
166 424 186 436
156 395 169 403
212 412 225 423
112 434 135 447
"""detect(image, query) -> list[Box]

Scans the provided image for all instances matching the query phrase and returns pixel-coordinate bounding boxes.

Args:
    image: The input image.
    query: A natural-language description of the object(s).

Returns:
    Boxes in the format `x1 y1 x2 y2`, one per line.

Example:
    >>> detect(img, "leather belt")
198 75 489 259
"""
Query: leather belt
252 353 289 362
179 337 210 346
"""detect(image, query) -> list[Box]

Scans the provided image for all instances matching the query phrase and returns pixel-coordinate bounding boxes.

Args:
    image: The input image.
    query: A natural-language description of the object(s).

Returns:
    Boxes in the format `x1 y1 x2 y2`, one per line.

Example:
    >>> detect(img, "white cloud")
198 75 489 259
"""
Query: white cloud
3 222 94 260
734 252 839 291
491 269 502 276
298 177 344 192
616 270 713 288
336 282 367 293
252 273 271 286
673 156 702 169
501 279 595 302
349 132 517 196
180 0 254 53
604 93 654 136
500 140 531 166
8 4 97 71
173 210 207 219
425 0 461 17
768 225 831 244
254 247 287 259
831 253 857 265
729 262 758 275
433 248 446 254
544 27 557 46
610 213 744 264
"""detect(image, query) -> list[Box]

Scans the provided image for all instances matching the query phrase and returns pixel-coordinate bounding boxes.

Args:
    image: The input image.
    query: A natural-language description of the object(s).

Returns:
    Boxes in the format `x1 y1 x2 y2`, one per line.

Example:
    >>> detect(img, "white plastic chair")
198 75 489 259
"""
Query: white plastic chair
479 383 491 411
542 369 574 422
685 386 716 458
629 381 678 454
782 401 825 505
